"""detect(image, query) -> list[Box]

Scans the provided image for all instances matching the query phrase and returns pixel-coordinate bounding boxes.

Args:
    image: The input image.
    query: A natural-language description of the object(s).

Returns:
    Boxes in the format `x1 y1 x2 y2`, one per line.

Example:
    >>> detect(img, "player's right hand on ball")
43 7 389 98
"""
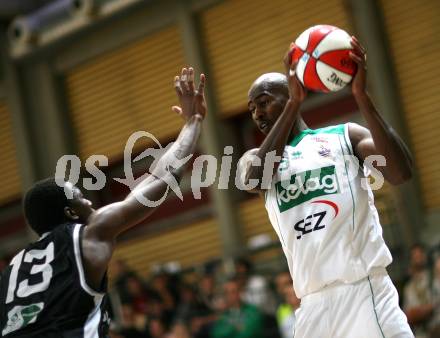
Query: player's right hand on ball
173 67 207 120
283 47 307 103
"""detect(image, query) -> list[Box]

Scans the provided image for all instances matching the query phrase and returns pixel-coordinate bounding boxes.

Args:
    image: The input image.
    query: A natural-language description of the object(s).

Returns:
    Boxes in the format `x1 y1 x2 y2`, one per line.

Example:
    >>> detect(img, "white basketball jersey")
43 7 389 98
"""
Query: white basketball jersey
264 124 392 298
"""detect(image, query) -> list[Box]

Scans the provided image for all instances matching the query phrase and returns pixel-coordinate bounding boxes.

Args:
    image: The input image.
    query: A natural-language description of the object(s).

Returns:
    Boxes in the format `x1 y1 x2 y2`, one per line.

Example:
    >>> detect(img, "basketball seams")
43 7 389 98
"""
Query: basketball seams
312 29 351 58
294 25 353 92
319 49 356 75
304 28 311 53
316 61 354 79
301 26 336 92
306 26 336 55
319 48 353 55
304 58 328 92
316 61 353 92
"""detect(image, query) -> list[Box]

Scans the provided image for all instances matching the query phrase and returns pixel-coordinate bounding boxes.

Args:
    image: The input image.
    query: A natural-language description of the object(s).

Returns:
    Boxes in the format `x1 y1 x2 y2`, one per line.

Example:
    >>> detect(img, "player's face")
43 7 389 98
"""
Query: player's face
410 246 427 270
248 91 287 135
66 183 94 223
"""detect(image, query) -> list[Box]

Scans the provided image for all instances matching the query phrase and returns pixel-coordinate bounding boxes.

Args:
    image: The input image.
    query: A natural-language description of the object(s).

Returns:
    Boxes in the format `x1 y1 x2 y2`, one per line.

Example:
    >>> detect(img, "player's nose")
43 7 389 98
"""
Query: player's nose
253 106 266 120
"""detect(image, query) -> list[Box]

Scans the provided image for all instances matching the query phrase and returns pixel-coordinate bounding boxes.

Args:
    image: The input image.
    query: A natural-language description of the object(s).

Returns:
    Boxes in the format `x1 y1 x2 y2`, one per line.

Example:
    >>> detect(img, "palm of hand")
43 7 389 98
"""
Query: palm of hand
173 67 206 120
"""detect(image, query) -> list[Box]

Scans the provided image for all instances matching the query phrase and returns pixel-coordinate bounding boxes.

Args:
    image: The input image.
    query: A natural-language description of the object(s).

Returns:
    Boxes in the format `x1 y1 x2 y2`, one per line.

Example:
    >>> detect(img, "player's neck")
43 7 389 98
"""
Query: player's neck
289 117 308 141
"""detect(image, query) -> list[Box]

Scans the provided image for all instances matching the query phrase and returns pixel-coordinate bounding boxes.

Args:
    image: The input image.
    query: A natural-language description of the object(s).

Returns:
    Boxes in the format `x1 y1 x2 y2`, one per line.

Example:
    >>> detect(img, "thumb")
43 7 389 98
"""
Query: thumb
289 60 298 77
172 106 182 115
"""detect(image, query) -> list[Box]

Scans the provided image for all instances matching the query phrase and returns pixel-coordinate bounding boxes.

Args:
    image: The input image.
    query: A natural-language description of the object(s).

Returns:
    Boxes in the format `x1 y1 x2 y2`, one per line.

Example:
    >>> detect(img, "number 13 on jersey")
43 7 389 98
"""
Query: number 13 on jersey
6 242 55 304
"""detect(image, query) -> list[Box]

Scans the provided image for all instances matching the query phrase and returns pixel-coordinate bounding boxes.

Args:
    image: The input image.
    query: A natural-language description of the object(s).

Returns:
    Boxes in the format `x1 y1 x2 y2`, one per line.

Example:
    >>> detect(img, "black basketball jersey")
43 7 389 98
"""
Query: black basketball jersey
0 223 109 337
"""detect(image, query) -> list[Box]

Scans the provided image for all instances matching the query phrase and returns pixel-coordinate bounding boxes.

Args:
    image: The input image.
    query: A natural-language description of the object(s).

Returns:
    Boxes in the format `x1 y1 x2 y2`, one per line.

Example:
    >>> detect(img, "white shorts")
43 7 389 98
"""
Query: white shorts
294 269 414 338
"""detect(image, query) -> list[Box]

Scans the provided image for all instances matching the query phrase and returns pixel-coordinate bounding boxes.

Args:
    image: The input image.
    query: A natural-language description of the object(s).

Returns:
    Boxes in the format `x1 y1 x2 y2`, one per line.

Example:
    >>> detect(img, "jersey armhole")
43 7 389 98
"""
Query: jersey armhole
73 224 105 297
343 123 355 156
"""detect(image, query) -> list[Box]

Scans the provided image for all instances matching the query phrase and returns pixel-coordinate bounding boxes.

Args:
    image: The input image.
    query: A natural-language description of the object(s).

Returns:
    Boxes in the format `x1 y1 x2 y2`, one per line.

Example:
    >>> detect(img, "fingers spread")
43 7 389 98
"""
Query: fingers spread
174 75 182 97
350 38 366 55
352 36 366 53
349 51 365 67
180 67 190 93
188 67 195 93
172 106 182 115
197 73 206 95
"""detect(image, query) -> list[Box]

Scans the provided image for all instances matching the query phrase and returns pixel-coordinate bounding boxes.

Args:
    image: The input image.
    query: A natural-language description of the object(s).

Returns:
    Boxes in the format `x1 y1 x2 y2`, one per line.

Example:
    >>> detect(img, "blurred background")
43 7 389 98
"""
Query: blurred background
0 0 439 337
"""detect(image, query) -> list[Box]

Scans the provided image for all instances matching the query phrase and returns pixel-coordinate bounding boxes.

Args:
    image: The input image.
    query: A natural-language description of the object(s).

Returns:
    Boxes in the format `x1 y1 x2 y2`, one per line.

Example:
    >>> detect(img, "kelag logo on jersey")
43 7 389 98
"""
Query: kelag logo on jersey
275 165 340 212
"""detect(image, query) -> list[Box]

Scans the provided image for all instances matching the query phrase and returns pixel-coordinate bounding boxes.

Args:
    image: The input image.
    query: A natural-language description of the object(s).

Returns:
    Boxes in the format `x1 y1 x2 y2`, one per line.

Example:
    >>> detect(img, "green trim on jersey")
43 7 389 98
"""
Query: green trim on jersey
289 124 345 147
338 134 356 231
368 276 387 338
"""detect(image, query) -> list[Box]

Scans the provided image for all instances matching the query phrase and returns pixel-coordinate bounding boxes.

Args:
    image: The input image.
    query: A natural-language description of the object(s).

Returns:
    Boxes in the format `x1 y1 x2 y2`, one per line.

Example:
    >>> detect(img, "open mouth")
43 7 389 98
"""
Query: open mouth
259 121 270 131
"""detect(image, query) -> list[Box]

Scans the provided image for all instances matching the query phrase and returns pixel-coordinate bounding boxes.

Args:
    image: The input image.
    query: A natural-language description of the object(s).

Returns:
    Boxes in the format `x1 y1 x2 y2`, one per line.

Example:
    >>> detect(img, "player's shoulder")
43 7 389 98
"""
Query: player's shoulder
345 122 372 146
308 122 370 143
43 223 80 248
309 123 347 136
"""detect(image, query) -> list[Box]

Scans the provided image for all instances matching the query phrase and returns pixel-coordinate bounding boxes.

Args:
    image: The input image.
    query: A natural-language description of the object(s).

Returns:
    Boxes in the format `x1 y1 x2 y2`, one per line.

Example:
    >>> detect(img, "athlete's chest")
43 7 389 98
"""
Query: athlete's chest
274 133 350 207
277 133 346 176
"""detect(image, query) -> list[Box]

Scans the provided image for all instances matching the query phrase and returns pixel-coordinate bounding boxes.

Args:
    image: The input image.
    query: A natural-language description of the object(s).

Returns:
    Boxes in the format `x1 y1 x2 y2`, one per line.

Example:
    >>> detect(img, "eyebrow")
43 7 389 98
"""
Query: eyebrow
249 92 270 104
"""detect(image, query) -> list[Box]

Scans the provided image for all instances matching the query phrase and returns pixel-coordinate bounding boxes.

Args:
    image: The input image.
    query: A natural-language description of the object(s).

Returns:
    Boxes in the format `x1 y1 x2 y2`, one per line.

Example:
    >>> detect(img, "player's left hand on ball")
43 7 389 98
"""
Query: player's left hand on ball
173 67 207 120
349 36 367 97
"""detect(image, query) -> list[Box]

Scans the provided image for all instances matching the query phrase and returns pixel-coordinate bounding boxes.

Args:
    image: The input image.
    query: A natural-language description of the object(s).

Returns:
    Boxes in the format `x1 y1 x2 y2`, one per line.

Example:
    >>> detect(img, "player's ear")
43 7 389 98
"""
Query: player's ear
64 206 79 220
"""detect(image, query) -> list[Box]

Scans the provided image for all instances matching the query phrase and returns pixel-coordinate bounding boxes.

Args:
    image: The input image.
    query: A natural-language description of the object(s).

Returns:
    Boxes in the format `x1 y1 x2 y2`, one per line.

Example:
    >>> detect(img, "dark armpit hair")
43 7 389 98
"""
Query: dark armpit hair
23 177 70 236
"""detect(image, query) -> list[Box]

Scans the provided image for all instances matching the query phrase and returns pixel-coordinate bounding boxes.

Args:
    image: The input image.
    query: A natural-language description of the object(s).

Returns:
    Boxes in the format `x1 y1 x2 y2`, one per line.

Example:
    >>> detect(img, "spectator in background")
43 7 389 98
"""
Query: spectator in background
274 271 293 304
212 278 264 338
277 284 300 338
147 316 168 338
167 321 193 338
429 256 440 338
110 259 135 295
404 244 434 338
123 275 152 315
151 270 178 314
175 283 216 338
235 257 277 315
198 272 217 312
175 284 203 321
118 304 148 338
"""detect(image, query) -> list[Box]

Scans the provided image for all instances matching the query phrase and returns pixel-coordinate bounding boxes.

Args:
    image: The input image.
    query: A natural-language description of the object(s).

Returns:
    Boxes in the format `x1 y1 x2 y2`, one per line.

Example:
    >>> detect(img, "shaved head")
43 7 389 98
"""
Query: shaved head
248 72 289 100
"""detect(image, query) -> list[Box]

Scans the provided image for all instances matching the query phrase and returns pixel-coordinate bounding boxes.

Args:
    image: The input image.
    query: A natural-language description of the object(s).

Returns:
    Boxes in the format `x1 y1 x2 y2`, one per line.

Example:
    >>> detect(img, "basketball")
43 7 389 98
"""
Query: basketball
291 25 357 92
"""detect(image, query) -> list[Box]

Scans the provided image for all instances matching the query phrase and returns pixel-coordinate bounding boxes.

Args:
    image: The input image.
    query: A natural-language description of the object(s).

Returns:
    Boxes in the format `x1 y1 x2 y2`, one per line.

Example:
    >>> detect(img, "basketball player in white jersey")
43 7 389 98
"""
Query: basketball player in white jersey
239 37 414 338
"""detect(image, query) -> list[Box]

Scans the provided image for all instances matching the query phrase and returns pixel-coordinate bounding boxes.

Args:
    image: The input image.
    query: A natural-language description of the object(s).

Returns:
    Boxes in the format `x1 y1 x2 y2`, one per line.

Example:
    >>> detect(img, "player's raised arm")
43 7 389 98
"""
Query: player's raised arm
82 67 206 288
242 49 306 192
347 37 413 185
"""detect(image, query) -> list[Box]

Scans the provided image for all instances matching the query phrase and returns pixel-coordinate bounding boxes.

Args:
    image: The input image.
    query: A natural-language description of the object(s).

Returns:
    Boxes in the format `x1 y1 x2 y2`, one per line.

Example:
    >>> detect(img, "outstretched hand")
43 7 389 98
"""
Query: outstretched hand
349 36 367 97
283 46 307 103
173 67 207 120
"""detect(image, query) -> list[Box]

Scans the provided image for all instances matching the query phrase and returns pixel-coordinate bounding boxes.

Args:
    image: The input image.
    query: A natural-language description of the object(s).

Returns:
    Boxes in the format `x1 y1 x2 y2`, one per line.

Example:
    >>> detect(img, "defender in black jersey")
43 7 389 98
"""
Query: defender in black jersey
0 67 206 337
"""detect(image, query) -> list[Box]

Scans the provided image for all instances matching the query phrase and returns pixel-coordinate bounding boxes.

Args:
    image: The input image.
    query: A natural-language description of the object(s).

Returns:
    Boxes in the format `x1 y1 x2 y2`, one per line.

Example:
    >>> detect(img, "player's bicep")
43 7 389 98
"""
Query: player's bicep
348 122 389 178
348 122 377 160
85 181 166 242
80 189 163 288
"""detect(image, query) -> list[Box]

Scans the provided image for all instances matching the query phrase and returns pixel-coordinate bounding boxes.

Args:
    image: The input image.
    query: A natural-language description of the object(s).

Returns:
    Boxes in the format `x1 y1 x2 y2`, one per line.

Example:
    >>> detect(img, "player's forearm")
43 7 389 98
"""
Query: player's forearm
90 115 203 239
355 92 413 183
131 114 203 198
246 99 300 182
